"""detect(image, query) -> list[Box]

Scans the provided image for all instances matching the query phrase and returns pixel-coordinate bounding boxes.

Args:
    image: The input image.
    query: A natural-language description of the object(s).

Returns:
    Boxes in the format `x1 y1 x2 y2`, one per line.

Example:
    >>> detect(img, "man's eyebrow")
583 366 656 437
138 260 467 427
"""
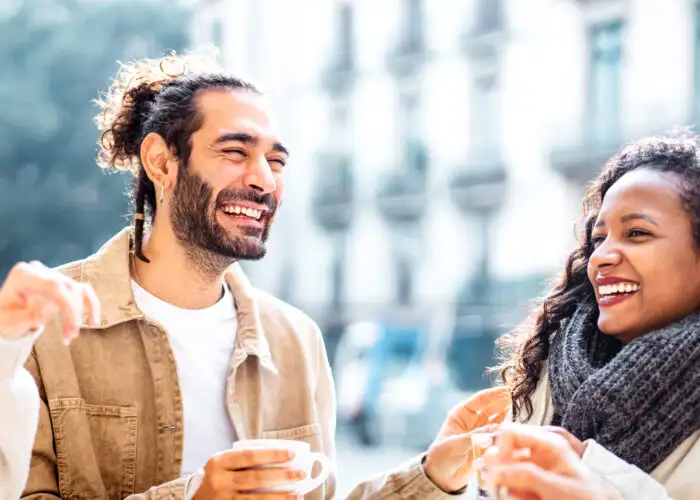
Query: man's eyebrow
215 133 289 156
272 142 289 155
215 132 256 145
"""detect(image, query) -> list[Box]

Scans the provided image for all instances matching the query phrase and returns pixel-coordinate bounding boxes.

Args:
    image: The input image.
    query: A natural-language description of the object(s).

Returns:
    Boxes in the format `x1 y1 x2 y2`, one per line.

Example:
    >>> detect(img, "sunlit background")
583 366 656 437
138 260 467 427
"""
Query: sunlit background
1 0 697 495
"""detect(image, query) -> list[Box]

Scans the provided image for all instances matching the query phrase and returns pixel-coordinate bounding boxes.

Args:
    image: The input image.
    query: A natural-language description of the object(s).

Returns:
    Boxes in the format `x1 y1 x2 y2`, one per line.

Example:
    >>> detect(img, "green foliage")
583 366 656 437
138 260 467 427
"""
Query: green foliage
0 0 189 274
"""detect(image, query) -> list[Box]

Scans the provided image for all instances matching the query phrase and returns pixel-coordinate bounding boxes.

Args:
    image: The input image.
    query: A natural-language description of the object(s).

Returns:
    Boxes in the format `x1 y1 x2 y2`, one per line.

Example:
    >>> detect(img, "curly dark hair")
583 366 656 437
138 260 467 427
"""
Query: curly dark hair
497 130 700 420
94 50 259 262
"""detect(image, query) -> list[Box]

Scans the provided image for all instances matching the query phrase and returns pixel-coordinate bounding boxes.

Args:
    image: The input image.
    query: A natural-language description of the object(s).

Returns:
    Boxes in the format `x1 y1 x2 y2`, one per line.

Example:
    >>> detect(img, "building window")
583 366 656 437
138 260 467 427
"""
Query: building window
400 0 423 53
331 235 346 311
392 230 419 306
330 101 351 149
587 20 623 145
211 19 223 49
337 4 354 70
474 0 503 33
395 255 413 306
398 93 427 176
326 154 353 202
470 74 500 159
406 142 428 177
398 93 418 144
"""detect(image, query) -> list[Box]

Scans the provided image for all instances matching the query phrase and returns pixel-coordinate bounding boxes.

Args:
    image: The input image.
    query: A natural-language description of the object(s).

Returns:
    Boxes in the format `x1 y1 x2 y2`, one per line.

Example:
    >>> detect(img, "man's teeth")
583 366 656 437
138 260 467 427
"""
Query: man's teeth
221 205 263 219
599 283 640 297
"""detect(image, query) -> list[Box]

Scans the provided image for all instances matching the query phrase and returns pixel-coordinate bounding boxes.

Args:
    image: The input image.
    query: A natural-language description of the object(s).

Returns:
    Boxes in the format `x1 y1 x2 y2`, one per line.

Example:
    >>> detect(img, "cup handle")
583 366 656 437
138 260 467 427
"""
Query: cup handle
295 452 331 494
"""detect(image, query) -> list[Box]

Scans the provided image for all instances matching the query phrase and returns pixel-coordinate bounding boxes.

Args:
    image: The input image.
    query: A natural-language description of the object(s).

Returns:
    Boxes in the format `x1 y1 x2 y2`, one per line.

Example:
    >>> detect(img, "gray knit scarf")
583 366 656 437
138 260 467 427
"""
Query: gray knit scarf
548 303 700 473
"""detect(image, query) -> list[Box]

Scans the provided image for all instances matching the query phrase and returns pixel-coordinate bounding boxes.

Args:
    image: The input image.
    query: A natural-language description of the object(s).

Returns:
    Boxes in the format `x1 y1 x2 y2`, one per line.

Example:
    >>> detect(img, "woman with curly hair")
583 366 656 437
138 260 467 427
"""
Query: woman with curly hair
471 132 700 499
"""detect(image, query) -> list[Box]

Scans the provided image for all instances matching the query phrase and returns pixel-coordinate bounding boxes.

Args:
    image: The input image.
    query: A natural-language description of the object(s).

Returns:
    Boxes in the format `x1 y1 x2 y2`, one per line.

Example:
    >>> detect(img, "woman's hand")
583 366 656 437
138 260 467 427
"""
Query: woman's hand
0 261 100 344
482 424 618 500
540 425 588 457
423 387 511 493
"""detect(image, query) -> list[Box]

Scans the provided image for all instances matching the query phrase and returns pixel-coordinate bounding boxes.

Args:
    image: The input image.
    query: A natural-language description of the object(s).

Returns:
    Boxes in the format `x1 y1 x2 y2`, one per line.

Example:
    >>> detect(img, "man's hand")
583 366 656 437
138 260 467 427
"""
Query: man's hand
423 386 511 493
482 424 618 500
193 448 306 499
0 261 100 344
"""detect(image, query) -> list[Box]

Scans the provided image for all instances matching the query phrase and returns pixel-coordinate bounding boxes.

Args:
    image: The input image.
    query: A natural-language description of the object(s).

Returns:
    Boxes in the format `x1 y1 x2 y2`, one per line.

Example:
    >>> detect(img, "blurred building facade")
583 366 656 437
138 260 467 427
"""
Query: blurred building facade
188 0 700 380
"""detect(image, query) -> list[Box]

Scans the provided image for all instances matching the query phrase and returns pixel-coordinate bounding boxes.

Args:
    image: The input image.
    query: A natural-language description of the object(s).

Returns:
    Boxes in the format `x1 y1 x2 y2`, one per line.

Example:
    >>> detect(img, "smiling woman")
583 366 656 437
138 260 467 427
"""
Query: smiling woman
486 130 700 500
587 167 700 341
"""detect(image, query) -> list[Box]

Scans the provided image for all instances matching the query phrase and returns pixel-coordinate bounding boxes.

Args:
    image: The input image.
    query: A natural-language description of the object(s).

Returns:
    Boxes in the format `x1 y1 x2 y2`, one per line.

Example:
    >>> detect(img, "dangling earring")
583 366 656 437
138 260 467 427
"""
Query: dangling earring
159 184 165 205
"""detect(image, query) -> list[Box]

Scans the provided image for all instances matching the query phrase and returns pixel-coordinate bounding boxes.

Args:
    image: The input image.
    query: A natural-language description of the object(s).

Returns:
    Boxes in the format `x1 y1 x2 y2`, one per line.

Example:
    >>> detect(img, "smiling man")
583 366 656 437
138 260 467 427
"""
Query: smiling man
20 53 336 500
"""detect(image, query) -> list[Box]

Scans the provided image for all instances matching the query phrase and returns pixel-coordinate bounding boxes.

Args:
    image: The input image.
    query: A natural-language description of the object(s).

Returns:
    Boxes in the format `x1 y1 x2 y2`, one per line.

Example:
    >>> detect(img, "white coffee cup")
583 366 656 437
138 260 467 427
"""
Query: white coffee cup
232 439 331 495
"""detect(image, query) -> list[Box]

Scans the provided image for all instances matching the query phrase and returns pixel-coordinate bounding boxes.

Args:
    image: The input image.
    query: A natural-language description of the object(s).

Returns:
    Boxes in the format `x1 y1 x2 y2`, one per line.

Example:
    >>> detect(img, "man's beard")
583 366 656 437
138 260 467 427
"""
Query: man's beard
169 165 276 277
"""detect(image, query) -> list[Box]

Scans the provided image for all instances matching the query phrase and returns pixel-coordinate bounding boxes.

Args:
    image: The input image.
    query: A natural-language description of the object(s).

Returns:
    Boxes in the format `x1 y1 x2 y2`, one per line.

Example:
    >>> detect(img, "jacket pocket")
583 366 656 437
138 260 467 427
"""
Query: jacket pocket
261 422 322 441
261 423 324 462
49 398 138 500
262 423 323 452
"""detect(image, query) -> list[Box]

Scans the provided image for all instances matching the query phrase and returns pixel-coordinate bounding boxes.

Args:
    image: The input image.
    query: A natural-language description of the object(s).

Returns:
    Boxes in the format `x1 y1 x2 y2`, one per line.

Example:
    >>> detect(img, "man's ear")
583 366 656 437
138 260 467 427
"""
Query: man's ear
140 132 177 188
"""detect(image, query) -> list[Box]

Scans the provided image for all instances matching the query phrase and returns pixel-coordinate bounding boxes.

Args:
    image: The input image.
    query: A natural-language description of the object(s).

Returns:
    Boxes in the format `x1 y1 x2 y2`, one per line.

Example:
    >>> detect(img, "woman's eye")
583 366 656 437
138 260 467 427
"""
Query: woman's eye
628 228 651 238
591 235 605 247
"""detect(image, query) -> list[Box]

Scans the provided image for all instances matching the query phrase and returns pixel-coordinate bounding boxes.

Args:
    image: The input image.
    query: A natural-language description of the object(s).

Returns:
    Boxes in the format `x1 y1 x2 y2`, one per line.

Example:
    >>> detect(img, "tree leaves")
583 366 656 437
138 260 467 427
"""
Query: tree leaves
0 0 188 274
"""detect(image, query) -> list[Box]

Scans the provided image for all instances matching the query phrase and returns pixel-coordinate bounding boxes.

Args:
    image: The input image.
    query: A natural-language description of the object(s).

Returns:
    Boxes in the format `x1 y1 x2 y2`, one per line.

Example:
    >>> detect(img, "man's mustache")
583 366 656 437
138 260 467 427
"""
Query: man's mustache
216 189 277 213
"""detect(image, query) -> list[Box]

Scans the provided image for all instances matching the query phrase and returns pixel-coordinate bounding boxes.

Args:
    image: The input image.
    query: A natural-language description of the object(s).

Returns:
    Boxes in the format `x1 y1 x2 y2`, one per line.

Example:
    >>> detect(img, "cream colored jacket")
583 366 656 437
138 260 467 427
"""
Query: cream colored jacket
0 330 42 500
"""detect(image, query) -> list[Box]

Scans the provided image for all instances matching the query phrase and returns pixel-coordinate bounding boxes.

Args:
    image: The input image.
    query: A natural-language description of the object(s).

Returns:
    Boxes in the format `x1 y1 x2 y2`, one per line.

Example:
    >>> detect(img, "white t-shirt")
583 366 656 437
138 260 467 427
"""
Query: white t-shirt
130 280 238 476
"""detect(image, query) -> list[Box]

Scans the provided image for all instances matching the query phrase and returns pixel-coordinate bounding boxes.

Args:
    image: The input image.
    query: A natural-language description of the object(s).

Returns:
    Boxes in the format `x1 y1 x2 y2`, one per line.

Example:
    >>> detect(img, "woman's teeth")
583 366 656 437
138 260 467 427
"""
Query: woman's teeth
599 282 640 297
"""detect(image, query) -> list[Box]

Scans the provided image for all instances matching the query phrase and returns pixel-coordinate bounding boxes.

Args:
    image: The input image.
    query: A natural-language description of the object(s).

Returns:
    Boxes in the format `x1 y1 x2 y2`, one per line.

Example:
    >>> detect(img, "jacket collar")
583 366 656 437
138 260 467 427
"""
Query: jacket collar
77 227 276 372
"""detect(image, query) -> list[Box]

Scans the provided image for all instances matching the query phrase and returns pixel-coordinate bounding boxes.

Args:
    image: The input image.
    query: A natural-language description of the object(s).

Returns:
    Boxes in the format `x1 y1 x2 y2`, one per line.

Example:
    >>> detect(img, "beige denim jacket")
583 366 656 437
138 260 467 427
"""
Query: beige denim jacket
21 228 449 500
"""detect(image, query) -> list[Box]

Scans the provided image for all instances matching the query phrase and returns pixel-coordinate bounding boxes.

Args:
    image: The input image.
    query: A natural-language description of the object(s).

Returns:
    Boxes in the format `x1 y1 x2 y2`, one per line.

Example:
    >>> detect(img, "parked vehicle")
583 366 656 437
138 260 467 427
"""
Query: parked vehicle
335 308 471 449
335 320 426 445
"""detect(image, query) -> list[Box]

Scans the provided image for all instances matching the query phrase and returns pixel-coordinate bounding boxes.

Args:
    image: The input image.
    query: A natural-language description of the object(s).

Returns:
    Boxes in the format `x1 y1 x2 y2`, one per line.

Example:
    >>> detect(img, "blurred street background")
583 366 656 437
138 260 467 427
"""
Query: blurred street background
1 0 697 496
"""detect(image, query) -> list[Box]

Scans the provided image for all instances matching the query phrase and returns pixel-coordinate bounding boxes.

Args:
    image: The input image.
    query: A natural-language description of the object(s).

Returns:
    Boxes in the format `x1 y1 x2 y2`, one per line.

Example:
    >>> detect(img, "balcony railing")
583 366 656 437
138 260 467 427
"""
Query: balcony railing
449 151 507 214
376 142 429 223
549 123 622 184
321 56 355 96
376 169 427 224
386 39 425 78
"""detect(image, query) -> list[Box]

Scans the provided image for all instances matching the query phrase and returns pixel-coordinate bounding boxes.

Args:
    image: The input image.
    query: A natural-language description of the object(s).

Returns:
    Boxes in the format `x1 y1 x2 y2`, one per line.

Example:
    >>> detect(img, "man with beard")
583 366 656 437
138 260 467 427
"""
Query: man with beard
21 52 334 500
21 51 495 500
